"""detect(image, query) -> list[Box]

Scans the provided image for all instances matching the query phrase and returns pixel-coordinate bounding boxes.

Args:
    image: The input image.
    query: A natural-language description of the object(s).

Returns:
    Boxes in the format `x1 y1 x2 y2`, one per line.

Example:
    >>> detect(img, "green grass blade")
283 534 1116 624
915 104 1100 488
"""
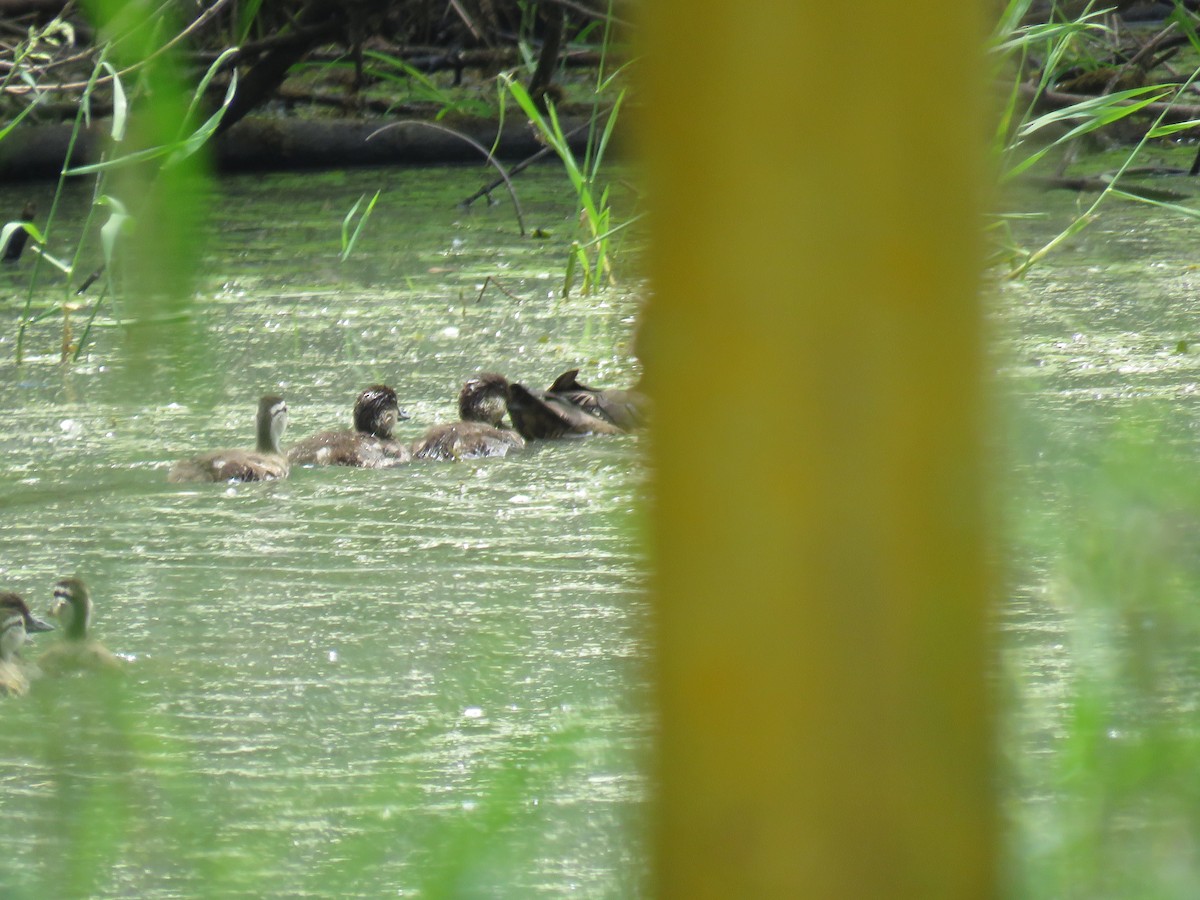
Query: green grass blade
340 190 381 261
236 0 264 44
97 195 131 268
592 89 625 176
102 62 128 141
165 70 238 166
1016 86 1170 138
0 95 42 142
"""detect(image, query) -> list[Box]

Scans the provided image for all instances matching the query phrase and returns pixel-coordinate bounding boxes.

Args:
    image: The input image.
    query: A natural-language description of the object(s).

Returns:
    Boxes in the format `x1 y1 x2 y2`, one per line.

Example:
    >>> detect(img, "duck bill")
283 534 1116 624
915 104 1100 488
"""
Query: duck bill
25 613 54 633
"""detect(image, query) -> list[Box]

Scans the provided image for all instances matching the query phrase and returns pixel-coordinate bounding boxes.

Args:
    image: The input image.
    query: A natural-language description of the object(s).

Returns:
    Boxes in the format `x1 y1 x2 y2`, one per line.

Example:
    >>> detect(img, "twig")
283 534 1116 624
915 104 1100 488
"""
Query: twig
2 0 233 95
368 119 526 235
459 116 597 207
447 0 486 44
1103 21 1181 95
476 275 521 303
544 0 634 29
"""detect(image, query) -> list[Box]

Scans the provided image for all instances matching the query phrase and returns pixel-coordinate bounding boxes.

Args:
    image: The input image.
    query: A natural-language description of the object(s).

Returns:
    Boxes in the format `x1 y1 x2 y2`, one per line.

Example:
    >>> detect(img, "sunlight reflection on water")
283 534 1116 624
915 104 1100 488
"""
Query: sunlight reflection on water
0 166 651 897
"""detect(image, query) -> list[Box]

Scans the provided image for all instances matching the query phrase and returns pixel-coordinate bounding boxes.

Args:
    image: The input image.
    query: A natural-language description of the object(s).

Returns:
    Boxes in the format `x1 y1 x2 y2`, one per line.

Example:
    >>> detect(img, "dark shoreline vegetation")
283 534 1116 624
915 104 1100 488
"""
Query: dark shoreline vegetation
0 0 630 176
1 0 635 364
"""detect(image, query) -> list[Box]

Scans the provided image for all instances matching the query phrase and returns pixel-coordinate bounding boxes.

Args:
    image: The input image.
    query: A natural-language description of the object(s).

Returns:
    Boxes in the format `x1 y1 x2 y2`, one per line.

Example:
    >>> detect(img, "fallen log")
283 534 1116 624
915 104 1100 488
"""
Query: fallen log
0 114 603 180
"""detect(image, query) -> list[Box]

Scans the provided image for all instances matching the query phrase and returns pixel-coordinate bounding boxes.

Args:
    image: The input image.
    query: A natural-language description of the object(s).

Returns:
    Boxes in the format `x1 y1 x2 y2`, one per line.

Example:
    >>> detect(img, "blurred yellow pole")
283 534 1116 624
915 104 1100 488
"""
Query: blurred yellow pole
639 4 993 898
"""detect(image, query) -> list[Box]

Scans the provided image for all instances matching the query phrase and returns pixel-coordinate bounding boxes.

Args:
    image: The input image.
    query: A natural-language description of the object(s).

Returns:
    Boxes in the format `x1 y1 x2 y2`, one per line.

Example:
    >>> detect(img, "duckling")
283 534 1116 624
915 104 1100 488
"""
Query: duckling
505 380 625 441
38 577 124 675
546 369 650 432
168 395 289 483
412 372 526 461
0 593 53 696
289 384 413 468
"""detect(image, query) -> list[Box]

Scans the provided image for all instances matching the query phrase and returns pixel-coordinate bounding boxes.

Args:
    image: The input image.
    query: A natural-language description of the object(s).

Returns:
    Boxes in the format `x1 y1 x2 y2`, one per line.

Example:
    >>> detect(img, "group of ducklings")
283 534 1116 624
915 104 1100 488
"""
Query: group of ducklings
0 369 646 695
167 368 648 483
1 577 121 696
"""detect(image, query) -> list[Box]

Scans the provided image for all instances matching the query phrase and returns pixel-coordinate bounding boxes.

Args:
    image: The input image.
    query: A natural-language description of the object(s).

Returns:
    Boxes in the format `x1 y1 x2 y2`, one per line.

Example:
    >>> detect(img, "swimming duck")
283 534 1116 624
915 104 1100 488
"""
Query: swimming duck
288 384 413 468
0 592 53 696
546 369 650 432
38 577 125 675
505 379 625 441
168 395 289 483
412 372 526 460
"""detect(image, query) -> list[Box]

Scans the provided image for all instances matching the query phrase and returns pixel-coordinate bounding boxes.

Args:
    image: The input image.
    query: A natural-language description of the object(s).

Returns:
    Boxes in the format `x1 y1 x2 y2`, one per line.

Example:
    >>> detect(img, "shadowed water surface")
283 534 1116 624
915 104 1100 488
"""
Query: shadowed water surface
0 165 649 897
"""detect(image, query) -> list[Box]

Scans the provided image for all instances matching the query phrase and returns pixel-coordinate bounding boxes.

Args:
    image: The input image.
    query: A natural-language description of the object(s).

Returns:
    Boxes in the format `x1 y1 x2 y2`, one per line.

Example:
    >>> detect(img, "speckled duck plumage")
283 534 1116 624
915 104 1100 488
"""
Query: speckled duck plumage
412 372 525 461
288 384 412 468
504 373 626 441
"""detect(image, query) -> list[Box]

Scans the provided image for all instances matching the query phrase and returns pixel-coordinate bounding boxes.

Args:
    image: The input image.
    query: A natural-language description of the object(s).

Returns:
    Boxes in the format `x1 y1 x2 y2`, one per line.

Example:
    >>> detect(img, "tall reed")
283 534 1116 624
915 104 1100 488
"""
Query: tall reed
504 0 633 296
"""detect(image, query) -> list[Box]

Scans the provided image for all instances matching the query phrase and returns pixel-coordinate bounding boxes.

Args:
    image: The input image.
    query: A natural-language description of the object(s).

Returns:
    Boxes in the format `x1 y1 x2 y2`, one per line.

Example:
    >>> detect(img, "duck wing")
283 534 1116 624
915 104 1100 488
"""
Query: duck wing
506 383 624 440
546 370 650 431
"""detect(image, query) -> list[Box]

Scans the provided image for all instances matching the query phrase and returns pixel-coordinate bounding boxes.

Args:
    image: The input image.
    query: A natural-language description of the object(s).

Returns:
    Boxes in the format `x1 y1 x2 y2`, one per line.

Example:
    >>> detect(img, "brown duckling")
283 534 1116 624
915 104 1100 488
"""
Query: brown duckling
547 369 650 432
0 592 53 696
289 384 412 468
168 395 289 483
38 577 125 676
412 372 526 461
505 380 625 441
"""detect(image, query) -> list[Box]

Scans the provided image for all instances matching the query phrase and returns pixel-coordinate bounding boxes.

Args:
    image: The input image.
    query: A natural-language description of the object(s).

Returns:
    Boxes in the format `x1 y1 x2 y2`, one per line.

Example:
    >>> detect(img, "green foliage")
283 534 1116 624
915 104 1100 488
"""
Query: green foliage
498 0 636 296
339 189 381 260
990 0 1200 276
235 0 265 45
8 6 236 378
362 50 494 119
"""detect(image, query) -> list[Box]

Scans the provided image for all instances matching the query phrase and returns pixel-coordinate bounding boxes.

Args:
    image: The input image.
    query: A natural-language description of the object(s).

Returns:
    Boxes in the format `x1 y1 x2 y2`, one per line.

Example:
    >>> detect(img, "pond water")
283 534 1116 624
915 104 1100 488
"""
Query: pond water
997 180 1200 895
0 165 650 897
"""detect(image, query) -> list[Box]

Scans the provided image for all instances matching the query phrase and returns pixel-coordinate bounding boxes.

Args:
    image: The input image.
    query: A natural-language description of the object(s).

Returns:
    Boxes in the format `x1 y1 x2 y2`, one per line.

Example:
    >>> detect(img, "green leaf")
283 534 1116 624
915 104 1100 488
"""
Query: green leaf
340 190 381 261
102 62 127 142
0 95 41 142
97 195 132 267
166 69 238 167
1017 86 1170 138
1147 118 1200 138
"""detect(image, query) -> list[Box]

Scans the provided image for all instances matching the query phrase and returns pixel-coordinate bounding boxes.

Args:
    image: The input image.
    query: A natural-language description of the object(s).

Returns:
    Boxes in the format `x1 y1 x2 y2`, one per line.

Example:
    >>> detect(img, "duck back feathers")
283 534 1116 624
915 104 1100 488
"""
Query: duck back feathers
289 385 412 468
413 373 525 460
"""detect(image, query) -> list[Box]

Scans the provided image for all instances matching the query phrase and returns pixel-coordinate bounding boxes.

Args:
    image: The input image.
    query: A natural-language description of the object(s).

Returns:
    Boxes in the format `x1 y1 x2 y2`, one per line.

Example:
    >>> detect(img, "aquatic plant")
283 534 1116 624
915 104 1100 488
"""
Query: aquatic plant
990 0 1200 275
503 0 634 296
6 7 236 369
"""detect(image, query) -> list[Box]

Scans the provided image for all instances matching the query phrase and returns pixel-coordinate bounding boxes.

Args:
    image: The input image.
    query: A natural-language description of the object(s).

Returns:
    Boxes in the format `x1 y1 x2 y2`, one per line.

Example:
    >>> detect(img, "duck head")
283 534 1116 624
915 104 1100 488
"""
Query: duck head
459 373 510 427
48 577 92 641
353 384 409 439
0 592 52 661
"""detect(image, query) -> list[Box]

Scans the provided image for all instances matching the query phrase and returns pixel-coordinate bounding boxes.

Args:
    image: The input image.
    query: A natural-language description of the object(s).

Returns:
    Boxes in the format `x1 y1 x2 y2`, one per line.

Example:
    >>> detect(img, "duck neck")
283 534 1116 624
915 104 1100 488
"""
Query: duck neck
0 614 23 661
257 409 284 454
66 600 89 641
